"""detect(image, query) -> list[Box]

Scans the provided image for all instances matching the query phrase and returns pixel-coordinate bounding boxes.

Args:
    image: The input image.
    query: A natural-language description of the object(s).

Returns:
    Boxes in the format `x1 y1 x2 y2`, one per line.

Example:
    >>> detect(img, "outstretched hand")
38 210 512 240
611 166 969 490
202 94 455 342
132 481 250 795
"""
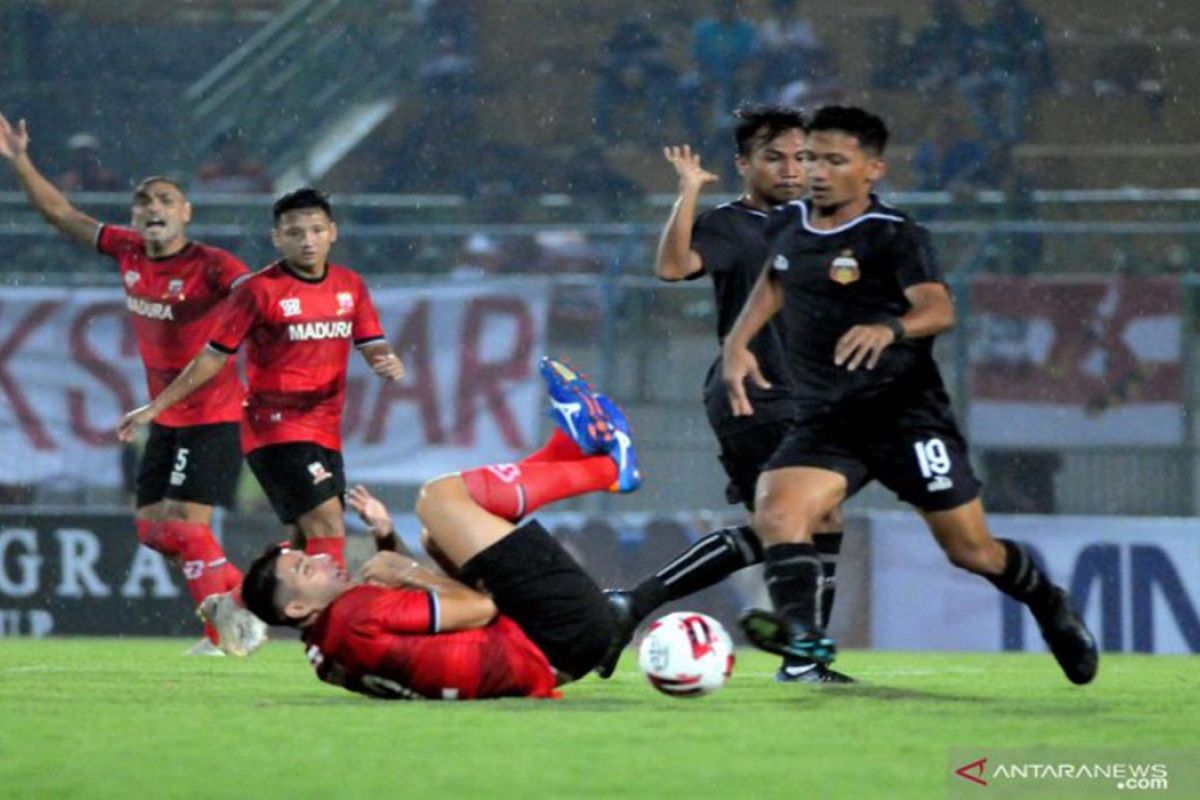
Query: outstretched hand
370 352 405 381
723 346 771 417
347 484 393 537
663 145 718 191
0 113 30 162
834 323 898 371
117 404 156 443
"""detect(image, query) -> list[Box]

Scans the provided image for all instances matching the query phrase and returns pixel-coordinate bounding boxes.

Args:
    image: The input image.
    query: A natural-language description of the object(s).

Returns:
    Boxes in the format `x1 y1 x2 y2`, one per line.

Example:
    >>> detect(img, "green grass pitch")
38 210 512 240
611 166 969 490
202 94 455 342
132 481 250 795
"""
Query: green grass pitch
1 639 1196 799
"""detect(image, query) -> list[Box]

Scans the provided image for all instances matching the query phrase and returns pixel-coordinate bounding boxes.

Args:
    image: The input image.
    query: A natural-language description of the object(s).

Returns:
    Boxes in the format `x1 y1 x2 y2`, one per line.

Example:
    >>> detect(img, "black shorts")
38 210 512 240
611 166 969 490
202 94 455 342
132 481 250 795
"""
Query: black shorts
136 421 242 509
716 418 793 510
765 385 981 512
245 442 345 524
460 520 615 680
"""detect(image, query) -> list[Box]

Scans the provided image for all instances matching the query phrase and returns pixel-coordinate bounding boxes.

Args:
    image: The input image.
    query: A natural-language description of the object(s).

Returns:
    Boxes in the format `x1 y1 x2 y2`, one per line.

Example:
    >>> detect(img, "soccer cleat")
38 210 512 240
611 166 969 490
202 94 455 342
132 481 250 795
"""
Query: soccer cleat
538 356 614 454
595 395 642 493
1033 587 1099 685
199 591 269 658
595 590 638 679
739 608 837 665
184 638 226 657
775 661 856 684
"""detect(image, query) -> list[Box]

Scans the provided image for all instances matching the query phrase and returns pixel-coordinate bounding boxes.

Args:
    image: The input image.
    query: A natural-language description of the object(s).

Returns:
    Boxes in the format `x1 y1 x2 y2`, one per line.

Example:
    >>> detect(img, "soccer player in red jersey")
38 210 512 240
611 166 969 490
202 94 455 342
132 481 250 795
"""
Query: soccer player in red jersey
239 358 639 700
119 188 406 590
0 111 265 656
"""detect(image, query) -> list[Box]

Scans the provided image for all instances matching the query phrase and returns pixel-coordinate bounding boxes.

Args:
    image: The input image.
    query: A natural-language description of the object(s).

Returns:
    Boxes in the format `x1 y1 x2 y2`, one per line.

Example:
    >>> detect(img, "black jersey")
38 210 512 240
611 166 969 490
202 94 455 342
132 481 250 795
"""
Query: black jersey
764 196 946 403
691 200 796 435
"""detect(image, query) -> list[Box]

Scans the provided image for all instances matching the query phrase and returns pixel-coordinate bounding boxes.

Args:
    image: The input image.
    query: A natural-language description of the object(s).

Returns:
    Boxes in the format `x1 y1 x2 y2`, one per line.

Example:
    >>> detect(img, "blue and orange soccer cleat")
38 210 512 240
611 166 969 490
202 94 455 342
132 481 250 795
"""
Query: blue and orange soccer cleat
538 356 614 453
538 356 642 493
595 393 641 493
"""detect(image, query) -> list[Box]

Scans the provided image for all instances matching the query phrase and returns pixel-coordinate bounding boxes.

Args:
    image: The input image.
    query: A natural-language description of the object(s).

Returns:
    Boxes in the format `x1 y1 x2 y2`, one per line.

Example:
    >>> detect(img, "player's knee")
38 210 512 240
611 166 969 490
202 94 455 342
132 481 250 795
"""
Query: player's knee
753 502 816 543
415 475 465 523
943 539 995 574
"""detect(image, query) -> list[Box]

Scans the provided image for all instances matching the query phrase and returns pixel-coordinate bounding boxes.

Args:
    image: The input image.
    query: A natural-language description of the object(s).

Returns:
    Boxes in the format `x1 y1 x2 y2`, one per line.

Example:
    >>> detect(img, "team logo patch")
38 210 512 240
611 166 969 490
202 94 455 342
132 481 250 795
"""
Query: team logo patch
280 298 302 317
166 278 185 300
124 271 140 287
829 249 860 285
772 254 790 272
926 476 954 492
308 461 333 485
336 292 354 315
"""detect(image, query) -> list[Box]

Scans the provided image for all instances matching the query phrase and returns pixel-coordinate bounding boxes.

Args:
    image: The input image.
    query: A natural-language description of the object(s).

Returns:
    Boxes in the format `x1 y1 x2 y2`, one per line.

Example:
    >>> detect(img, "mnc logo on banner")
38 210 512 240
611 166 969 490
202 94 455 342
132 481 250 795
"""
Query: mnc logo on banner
869 513 1200 654
0 284 548 488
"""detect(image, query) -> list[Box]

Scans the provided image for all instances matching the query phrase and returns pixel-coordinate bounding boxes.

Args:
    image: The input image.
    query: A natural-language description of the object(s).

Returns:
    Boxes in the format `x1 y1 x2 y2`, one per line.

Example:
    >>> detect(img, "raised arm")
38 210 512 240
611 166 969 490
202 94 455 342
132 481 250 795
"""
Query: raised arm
0 113 100 247
721 264 784 416
117 347 229 441
654 145 718 281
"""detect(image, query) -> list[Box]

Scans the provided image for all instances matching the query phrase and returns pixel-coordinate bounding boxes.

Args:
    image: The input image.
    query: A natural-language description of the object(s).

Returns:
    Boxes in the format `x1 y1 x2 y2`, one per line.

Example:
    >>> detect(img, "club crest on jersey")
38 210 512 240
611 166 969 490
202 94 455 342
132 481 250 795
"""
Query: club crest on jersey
336 292 354 316
280 298 302 317
308 461 333 485
829 249 860 285
166 278 185 300
123 271 140 287
772 254 790 272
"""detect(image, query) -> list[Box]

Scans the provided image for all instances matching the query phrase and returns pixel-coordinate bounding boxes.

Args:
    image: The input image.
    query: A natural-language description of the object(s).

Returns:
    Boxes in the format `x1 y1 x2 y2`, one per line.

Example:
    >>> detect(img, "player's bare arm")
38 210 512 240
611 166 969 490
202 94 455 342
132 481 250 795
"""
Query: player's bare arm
654 145 718 281
834 281 955 371
360 342 405 381
360 551 497 631
0 112 101 247
721 265 783 416
117 347 229 441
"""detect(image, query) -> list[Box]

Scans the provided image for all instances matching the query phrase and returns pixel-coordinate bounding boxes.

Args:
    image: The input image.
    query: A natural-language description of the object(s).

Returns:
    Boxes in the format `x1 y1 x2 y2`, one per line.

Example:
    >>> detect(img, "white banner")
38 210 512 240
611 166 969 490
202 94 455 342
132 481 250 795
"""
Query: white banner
869 511 1200 654
0 283 549 488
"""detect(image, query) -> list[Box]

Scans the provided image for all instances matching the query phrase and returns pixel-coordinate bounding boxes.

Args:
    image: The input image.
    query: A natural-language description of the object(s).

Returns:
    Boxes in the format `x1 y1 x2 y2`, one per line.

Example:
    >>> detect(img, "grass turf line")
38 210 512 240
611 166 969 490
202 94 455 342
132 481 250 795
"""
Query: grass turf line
0 639 1196 799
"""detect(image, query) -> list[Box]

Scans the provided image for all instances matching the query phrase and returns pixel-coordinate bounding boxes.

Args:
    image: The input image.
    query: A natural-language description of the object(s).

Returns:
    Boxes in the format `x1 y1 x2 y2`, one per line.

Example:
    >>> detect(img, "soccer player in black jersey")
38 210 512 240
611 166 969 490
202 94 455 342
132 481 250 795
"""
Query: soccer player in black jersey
597 106 854 683
723 105 1097 685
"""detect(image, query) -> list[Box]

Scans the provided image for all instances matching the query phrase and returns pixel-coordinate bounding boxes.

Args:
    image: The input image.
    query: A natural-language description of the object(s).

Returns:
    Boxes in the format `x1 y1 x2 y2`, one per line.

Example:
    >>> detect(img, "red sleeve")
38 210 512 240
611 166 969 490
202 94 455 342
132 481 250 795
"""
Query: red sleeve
352 276 386 347
362 588 438 635
208 280 262 353
209 249 251 296
96 224 142 260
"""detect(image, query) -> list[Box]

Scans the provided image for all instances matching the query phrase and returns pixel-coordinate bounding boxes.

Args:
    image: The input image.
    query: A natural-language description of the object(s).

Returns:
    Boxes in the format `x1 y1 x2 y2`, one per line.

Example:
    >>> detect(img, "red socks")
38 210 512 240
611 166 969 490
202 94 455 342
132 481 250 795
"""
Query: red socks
461 430 618 522
305 536 346 570
137 518 236 644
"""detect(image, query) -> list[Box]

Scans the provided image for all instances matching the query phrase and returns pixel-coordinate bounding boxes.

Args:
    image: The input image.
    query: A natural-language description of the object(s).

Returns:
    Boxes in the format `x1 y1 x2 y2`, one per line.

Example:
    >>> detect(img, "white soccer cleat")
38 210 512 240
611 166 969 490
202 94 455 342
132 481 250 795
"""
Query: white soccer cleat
184 637 226 657
199 592 269 657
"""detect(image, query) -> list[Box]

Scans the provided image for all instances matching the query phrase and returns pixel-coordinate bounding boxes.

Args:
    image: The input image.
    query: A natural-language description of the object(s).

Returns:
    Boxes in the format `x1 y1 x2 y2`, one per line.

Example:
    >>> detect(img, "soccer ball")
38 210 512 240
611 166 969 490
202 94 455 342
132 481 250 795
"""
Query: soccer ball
637 611 734 698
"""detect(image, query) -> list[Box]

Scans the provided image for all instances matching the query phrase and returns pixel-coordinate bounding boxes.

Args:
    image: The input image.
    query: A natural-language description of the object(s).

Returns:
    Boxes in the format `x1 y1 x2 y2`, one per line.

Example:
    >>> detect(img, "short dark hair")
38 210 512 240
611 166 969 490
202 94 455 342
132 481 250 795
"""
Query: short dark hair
133 175 187 198
808 105 889 155
272 186 334 223
241 543 292 627
733 103 808 156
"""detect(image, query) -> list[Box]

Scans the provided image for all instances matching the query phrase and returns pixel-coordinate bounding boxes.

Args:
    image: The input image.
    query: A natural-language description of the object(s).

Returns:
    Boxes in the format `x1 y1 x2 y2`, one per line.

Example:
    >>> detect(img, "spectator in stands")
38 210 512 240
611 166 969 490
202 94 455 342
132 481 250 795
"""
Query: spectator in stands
592 18 680 142
903 0 978 97
56 132 122 192
561 141 645 221
961 0 1054 144
753 0 823 102
194 132 271 193
683 0 759 152
912 116 990 193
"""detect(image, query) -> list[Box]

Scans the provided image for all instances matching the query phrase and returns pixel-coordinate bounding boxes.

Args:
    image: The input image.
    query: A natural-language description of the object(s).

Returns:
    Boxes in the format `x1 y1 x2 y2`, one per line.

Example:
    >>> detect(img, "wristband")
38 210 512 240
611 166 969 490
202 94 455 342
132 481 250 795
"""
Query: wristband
883 317 906 342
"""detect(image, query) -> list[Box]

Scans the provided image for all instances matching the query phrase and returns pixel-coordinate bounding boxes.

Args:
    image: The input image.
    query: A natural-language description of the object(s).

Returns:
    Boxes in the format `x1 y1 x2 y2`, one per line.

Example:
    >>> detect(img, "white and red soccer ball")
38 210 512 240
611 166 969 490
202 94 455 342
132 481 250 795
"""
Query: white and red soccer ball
637 611 734 698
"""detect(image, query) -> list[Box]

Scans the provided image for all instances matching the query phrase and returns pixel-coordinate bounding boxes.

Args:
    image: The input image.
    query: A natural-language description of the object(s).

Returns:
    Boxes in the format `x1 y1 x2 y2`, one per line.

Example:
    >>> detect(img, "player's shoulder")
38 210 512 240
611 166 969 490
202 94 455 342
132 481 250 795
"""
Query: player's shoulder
97 223 142 252
328 262 370 289
697 200 769 232
189 240 247 266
